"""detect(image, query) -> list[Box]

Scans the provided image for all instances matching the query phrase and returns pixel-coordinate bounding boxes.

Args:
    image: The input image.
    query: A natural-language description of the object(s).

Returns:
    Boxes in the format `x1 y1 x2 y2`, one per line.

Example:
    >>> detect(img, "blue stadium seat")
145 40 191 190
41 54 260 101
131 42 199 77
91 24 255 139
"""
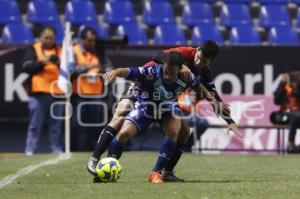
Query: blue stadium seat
257 0 288 4
27 0 59 24
143 1 175 26
229 25 260 44
182 2 214 26
268 25 299 45
0 0 21 24
191 24 223 45
297 7 300 27
145 0 180 2
116 23 147 45
153 24 186 45
189 0 214 3
65 0 97 25
2 23 34 44
223 0 252 3
79 23 109 38
258 5 291 28
104 1 136 25
220 4 252 28
291 0 300 4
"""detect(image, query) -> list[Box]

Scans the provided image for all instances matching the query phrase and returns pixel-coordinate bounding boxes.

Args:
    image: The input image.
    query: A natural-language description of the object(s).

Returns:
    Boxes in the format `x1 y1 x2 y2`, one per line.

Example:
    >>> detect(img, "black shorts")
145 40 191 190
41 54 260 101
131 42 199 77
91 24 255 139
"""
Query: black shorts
120 82 138 101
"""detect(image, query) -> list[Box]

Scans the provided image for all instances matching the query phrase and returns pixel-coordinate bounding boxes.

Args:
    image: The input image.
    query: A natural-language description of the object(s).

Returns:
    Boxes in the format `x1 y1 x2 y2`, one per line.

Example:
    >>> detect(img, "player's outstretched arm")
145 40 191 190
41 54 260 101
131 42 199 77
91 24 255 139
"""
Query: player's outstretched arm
103 68 129 84
196 84 243 138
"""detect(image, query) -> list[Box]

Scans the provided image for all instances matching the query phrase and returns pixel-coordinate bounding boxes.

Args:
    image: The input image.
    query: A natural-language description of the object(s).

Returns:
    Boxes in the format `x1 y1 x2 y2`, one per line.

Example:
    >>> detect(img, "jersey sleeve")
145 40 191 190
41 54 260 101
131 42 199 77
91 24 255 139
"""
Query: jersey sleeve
127 66 156 80
201 67 223 102
188 72 201 89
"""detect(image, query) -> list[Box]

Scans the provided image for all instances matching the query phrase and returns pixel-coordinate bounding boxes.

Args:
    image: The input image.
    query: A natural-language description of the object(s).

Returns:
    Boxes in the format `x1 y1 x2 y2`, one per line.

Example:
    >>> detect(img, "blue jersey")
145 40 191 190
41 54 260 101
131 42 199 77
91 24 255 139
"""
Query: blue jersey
127 64 200 117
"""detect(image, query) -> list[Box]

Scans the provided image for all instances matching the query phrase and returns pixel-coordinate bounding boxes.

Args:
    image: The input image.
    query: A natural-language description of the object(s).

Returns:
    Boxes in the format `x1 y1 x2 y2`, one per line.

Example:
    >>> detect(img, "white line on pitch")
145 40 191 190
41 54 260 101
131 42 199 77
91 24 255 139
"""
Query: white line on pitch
0 153 72 189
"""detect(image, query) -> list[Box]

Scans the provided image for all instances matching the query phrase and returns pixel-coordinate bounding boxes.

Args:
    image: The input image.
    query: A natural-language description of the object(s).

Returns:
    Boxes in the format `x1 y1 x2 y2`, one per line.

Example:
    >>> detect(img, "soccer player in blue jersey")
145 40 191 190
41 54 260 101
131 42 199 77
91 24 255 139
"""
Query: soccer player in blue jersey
103 52 240 183
86 41 240 182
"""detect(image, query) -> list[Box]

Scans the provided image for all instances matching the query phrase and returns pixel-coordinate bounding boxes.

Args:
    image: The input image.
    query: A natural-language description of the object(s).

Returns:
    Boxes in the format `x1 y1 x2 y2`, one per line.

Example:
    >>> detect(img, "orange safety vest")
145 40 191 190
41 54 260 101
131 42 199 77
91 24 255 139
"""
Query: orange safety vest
72 44 103 95
281 84 300 111
31 42 63 94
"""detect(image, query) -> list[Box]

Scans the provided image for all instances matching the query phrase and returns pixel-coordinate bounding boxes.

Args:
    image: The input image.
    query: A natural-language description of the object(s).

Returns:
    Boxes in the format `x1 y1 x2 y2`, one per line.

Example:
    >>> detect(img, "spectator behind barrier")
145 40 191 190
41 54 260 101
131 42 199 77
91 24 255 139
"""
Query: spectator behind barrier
271 63 300 153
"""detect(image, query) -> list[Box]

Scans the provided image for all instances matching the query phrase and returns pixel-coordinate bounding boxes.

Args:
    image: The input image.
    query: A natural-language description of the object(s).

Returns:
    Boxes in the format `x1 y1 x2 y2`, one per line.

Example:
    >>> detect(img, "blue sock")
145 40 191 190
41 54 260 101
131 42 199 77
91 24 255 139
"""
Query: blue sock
153 138 176 172
108 138 124 159
165 142 185 172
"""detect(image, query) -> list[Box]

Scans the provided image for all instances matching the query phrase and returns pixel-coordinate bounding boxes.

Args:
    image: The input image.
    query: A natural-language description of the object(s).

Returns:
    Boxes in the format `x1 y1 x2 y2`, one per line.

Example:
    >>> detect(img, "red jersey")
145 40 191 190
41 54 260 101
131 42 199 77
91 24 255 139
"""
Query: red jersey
163 47 197 69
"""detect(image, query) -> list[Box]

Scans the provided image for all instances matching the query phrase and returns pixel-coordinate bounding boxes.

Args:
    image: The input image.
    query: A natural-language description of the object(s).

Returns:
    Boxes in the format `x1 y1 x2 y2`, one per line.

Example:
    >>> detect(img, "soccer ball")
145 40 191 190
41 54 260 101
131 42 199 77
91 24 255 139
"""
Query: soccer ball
95 157 122 182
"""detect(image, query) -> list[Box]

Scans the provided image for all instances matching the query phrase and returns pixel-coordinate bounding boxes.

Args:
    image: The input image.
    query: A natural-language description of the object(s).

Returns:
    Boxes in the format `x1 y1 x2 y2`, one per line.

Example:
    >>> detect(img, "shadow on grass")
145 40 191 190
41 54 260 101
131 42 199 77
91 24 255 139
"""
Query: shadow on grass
178 179 269 183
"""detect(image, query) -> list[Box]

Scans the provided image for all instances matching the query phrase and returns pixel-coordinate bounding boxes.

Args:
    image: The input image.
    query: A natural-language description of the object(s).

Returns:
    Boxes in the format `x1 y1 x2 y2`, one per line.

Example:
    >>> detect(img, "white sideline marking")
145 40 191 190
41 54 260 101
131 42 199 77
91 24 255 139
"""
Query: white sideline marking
0 153 72 189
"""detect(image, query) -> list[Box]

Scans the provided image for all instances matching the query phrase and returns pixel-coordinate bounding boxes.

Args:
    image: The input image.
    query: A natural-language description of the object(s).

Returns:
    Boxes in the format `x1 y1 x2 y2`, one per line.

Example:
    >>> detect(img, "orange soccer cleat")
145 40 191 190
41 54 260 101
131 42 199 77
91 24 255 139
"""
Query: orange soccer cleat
148 171 163 184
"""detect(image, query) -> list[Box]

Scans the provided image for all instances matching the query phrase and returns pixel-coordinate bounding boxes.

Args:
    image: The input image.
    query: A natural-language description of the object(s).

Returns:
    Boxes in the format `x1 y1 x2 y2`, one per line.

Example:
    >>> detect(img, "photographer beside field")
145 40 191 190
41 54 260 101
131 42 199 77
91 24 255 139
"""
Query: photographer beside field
272 64 300 153
70 27 105 151
22 26 64 156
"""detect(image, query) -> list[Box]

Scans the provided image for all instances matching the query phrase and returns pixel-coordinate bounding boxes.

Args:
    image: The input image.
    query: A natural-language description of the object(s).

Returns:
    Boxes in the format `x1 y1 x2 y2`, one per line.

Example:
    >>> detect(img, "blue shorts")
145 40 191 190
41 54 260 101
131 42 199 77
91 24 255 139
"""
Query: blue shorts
125 109 154 133
125 105 184 133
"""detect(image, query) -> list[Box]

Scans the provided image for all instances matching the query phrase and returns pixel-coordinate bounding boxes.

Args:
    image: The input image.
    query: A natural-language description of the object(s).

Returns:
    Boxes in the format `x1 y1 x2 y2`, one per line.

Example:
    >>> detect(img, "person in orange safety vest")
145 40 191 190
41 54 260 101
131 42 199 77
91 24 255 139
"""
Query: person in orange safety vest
71 27 105 151
22 26 64 156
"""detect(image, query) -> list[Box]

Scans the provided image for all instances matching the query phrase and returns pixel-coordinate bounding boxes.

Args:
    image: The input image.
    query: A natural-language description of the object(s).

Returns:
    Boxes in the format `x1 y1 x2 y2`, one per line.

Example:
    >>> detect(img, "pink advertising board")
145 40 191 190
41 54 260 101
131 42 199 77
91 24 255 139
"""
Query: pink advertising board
195 95 291 154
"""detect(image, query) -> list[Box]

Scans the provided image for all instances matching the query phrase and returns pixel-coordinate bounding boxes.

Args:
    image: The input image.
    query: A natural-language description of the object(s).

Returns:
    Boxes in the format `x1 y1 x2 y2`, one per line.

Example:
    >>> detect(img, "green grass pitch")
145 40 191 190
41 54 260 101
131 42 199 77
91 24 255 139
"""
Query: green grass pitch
0 152 300 199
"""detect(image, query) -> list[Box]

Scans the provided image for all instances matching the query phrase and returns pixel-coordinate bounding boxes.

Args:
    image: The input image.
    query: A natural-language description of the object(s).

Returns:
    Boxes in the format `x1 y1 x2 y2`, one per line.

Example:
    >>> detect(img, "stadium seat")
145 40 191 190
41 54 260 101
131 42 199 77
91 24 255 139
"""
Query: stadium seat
191 24 223 45
297 7 300 27
65 0 97 25
229 25 260 44
27 0 59 24
0 0 21 24
188 0 214 3
143 1 175 26
103 1 136 25
79 23 109 38
146 0 180 2
182 2 214 26
116 23 147 45
291 0 300 4
223 0 252 3
220 4 252 28
257 0 288 4
258 5 291 28
153 24 186 45
268 25 299 45
2 23 34 44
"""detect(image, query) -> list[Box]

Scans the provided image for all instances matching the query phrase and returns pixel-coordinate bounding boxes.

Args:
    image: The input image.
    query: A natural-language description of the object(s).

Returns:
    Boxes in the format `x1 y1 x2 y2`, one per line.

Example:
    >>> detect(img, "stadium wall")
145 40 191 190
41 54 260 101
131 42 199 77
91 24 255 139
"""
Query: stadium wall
1 45 299 119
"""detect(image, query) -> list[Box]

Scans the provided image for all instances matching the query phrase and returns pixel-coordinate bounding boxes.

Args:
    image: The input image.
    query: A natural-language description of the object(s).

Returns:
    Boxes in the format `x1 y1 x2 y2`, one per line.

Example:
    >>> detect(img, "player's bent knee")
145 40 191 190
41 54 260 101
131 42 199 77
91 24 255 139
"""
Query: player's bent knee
164 128 180 141
116 131 131 143
116 120 138 143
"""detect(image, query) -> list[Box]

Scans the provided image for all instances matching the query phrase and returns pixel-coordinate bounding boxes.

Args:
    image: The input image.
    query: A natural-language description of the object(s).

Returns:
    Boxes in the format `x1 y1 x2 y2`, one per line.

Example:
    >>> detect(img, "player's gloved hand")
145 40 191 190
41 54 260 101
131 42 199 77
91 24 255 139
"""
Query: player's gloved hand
103 71 117 85
179 64 191 82
227 122 243 139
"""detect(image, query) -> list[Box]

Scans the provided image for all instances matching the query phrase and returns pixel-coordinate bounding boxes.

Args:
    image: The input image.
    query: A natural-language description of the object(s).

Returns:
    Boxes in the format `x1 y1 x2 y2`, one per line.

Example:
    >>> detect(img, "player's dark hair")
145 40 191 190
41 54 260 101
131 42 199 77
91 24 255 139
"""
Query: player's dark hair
40 26 56 35
80 27 98 40
199 40 219 60
164 51 184 69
